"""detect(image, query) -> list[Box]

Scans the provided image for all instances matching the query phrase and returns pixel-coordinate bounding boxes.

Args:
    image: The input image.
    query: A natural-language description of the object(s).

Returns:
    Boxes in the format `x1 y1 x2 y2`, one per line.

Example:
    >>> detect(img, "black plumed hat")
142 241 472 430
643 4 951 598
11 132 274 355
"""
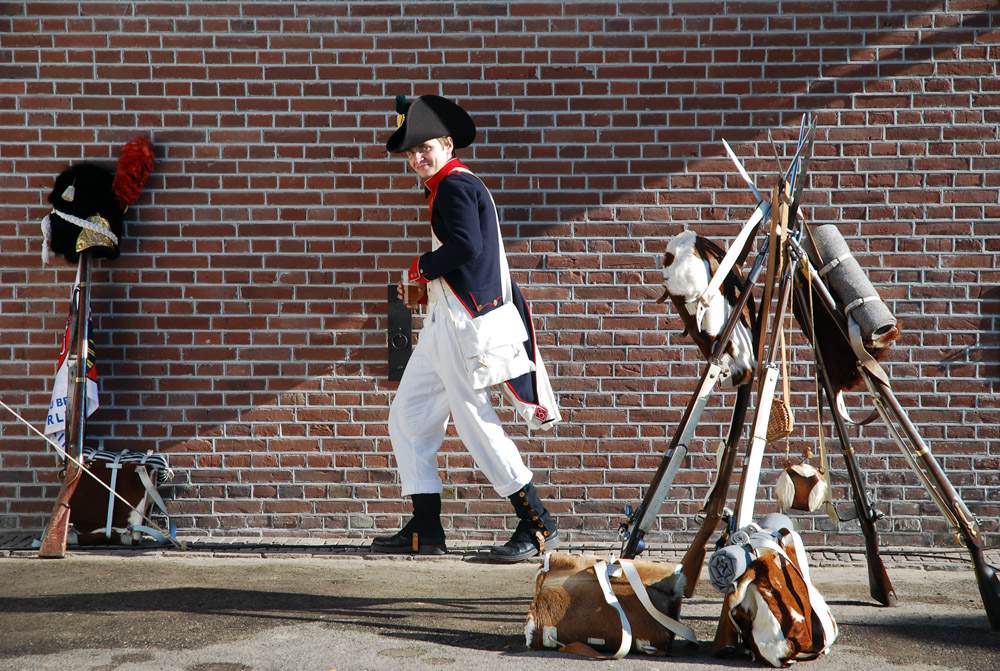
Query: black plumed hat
46 163 124 263
385 94 476 153
41 136 154 264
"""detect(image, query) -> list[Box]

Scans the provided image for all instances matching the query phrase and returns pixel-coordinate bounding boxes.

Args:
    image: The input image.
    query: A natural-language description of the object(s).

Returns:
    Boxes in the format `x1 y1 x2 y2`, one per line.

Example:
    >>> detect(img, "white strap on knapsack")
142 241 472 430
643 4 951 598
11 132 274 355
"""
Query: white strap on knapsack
617 559 698 644
135 465 171 519
695 205 767 330
103 450 126 540
591 559 699 659
593 560 633 659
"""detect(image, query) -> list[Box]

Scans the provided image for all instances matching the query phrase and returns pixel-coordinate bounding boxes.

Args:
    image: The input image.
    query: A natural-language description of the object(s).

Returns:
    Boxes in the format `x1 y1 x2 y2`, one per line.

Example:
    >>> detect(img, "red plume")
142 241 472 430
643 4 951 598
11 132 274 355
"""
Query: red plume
112 136 155 209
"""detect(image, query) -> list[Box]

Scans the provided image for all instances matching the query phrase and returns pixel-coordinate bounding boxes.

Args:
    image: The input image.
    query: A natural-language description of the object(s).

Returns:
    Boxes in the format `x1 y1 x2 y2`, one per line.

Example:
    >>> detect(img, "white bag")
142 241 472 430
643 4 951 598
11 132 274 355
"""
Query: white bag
452 301 533 389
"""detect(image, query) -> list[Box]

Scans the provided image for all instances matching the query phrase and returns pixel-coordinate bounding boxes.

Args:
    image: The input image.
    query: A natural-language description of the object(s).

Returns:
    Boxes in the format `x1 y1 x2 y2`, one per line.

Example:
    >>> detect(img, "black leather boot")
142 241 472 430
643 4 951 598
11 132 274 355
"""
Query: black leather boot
488 483 559 563
371 493 447 555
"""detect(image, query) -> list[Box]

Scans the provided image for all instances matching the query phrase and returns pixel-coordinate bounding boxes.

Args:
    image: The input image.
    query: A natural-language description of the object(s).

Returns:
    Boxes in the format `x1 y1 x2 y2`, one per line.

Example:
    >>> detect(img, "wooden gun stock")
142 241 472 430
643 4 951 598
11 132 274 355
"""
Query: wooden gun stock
681 521 715 599
967 540 1000 631
37 252 91 559
37 462 82 558
680 383 752 597
860 516 897 607
711 594 742 656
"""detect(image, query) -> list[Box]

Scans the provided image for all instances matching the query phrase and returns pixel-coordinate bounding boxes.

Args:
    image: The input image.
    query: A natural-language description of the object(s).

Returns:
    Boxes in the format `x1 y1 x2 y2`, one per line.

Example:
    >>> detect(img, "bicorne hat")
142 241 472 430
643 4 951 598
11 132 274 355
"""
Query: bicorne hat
385 95 476 153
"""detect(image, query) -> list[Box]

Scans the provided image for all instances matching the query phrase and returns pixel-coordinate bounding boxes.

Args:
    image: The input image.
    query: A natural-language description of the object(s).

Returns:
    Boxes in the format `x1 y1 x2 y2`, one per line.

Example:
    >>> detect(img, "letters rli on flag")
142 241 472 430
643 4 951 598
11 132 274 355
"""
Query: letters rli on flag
44 285 99 450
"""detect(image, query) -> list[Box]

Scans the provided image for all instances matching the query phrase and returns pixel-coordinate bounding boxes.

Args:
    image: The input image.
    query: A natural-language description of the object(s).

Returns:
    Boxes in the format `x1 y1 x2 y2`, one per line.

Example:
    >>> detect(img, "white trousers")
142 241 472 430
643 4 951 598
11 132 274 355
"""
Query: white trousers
388 298 533 498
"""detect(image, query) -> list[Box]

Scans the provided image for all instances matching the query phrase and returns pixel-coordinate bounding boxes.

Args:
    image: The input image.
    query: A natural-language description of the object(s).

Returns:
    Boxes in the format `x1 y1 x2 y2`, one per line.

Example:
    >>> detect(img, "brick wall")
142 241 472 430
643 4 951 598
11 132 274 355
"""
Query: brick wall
1 1 997 548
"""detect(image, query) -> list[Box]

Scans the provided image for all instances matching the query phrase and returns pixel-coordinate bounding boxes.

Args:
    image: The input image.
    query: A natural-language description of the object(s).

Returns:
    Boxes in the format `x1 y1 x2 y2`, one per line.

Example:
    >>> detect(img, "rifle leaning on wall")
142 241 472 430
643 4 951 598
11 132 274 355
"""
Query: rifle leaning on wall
4 136 164 557
36 251 93 558
795 275 896 606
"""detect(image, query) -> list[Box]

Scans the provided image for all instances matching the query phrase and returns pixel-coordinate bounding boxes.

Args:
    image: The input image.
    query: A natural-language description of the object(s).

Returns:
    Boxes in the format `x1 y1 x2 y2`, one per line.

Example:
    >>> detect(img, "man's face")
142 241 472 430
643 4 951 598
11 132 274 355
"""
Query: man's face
405 137 454 179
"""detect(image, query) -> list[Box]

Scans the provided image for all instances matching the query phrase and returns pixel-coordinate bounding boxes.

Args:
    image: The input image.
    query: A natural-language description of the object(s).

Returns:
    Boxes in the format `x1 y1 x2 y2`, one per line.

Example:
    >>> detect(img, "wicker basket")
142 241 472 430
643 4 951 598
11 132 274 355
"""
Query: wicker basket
767 397 794 443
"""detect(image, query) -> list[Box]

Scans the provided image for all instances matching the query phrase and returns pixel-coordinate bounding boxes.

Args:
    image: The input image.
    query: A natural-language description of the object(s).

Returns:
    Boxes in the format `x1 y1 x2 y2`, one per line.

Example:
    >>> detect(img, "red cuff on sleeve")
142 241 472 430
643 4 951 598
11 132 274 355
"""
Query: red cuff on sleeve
408 256 429 284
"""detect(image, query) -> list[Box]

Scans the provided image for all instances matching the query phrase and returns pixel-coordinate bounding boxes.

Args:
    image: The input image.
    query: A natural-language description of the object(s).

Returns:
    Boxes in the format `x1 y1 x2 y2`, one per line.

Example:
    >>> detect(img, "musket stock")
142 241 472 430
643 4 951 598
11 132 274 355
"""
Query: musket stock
38 252 91 559
861 524 897 607
37 461 82 557
799 281 897 606
867 372 1000 629
712 593 743 656
681 382 752 596
968 543 1000 631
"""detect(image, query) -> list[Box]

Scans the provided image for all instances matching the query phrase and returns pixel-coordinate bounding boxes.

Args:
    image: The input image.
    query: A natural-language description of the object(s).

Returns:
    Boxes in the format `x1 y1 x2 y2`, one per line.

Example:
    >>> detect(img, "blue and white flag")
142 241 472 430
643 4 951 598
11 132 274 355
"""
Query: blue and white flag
44 277 99 451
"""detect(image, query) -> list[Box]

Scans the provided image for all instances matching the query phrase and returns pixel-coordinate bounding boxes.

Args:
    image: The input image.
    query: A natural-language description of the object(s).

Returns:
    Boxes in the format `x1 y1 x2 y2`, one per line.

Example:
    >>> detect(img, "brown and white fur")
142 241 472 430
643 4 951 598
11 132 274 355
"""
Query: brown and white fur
727 521 838 667
525 552 686 656
658 230 757 387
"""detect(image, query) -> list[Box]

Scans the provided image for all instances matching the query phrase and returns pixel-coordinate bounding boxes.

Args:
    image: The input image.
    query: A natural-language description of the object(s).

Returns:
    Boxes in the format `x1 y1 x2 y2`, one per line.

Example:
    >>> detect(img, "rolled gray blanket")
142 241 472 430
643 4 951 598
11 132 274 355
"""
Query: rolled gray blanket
709 544 755 593
709 520 799 593
805 224 897 349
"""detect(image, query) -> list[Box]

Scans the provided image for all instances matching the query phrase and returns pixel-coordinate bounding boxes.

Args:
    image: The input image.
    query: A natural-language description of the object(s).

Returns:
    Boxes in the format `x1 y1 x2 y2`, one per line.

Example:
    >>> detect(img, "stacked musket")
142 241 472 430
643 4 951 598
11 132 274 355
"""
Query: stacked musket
611 115 999 665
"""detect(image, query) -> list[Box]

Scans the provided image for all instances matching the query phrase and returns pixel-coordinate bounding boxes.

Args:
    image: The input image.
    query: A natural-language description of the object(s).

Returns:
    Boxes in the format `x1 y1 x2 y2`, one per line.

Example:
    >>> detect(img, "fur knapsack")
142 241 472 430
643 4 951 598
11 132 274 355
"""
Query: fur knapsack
710 516 838 667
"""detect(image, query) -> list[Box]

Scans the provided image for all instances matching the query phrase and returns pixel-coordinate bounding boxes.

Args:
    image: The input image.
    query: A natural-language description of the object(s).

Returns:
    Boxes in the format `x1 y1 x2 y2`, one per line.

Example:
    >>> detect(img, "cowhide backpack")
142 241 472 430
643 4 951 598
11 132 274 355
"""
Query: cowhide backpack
709 515 838 667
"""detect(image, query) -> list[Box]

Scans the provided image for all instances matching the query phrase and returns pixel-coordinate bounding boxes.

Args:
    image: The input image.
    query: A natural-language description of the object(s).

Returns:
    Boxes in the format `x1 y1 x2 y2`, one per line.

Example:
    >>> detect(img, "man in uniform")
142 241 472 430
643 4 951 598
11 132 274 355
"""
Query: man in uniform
371 94 561 562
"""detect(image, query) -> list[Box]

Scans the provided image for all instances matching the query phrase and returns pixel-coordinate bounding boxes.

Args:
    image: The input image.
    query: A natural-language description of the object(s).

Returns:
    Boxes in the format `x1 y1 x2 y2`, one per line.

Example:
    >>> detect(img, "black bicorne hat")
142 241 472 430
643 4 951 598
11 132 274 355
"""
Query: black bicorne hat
385 94 476 152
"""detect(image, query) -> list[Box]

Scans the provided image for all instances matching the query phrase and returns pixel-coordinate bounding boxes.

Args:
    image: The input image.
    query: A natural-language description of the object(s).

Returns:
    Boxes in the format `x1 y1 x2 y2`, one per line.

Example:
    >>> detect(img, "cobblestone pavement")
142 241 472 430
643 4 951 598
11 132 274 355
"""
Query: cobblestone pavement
0 534 998 671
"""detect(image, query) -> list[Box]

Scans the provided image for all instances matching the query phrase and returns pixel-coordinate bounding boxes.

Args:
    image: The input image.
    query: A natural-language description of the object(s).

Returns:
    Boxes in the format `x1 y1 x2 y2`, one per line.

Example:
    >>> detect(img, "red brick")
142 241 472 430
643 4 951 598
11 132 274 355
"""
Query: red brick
0 0 995 548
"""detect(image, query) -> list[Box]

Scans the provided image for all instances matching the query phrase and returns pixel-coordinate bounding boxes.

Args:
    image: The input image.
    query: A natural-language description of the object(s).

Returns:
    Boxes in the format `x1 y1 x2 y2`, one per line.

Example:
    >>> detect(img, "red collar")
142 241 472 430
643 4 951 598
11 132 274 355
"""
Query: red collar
424 158 469 203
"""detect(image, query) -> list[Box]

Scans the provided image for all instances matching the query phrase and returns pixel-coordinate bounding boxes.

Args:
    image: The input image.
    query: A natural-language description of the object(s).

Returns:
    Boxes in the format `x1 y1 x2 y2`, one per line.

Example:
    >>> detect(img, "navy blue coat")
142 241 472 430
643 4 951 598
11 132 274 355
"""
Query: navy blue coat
417 170 508 318
413 162 555 427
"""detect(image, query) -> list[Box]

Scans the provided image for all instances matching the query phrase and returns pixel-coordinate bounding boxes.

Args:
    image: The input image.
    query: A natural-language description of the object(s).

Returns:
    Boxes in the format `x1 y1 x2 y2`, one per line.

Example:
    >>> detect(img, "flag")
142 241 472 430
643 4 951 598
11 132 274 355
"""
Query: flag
44 281 99 452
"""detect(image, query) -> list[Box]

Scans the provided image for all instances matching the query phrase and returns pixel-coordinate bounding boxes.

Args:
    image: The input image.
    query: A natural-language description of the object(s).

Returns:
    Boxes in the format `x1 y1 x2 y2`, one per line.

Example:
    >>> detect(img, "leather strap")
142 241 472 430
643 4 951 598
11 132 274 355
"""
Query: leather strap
777 201 792 423
834 389 879 426
776 271 793 448
818 252 851 277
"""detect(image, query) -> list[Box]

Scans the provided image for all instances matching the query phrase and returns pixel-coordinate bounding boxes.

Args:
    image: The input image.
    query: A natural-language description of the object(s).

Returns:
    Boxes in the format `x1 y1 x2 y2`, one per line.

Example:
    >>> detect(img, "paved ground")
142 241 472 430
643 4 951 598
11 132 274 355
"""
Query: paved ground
0 538 998 671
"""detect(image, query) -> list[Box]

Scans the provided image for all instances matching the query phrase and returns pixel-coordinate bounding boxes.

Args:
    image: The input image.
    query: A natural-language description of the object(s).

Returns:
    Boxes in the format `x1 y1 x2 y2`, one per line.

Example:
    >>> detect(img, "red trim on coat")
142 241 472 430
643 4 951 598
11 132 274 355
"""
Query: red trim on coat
502 380 549 421
408 256 429 284
442 277 476 317
425 158 469 215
